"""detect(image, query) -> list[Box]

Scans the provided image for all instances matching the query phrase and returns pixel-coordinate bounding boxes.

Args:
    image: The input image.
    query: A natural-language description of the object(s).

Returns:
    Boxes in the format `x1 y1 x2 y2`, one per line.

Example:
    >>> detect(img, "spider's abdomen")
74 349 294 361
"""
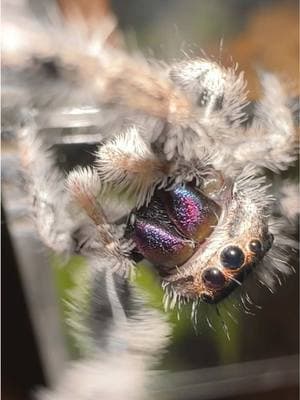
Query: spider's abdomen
126 184 221 272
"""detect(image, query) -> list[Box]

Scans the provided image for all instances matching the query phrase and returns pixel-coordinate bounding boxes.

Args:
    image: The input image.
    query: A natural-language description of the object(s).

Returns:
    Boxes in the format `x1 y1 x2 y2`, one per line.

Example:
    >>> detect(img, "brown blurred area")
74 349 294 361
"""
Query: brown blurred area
225 1 299 99
57 0 111 22
57 0 123 47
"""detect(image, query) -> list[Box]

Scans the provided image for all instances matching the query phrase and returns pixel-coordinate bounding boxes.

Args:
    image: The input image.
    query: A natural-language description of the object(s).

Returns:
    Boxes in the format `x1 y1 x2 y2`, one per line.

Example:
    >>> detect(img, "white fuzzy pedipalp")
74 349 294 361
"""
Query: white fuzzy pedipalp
66 166 106 225
95 126 169 207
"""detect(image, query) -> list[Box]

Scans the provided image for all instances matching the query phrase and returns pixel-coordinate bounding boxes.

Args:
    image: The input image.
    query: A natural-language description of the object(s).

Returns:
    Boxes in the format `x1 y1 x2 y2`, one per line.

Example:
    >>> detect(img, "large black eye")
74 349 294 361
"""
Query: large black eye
220 246 245 269
202 268 225 289
249 239 262 255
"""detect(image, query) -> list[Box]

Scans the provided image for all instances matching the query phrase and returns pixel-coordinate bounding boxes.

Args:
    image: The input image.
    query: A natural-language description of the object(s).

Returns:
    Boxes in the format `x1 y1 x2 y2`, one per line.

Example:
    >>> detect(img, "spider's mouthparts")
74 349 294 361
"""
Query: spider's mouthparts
125 183 221 271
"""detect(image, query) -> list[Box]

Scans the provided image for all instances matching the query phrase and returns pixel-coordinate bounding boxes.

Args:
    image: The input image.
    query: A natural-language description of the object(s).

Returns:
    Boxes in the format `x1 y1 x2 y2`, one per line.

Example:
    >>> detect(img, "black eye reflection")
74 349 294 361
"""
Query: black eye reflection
202 267 225 289
249 239 262 255
220 245 245 269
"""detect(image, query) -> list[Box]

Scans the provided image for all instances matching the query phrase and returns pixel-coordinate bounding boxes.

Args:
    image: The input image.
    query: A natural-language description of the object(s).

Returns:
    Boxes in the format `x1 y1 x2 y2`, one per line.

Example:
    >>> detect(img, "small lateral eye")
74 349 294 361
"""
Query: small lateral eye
265 233 274 251
249 239 262 254
202 268 225 289
220 246 245 269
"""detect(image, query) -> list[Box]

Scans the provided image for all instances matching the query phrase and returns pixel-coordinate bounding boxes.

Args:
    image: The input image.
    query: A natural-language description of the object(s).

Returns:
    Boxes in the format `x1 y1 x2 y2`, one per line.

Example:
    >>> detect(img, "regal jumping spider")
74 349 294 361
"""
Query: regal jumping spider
2 7 299 399
3 11 298 318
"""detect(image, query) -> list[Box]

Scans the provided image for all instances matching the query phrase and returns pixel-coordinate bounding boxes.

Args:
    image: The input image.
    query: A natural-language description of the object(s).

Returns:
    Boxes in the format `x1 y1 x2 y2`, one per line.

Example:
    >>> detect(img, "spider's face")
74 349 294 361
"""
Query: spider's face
126 180 274 304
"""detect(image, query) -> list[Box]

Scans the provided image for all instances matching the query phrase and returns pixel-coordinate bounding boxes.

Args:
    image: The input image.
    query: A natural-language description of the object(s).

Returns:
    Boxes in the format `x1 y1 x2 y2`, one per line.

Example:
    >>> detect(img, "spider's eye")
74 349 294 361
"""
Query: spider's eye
249 239 262 255
202 268 225 289
265 233 274 251
220 246 245 269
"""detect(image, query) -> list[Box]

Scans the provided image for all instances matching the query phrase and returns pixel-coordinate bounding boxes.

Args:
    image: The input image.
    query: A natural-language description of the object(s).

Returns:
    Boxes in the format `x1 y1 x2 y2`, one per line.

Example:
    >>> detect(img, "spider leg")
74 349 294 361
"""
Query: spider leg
17 115 78 254
232 73 298 172
3 11 193 128
164 59 249 161
169 59 248 129
278 181 299 222
66 166 134 276
40 264 171 400
17 114 133 273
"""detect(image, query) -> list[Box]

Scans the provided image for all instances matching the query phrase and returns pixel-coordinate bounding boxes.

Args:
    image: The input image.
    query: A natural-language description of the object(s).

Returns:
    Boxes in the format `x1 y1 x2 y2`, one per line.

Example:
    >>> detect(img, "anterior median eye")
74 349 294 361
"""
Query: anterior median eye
220 245 245 269
202 268 225 289
129 218 195 268
161 184 221 242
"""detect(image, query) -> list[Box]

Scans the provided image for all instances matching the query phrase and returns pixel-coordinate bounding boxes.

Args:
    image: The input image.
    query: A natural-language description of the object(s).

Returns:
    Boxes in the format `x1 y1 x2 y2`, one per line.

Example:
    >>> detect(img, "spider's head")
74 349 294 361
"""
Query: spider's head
126 175 274 304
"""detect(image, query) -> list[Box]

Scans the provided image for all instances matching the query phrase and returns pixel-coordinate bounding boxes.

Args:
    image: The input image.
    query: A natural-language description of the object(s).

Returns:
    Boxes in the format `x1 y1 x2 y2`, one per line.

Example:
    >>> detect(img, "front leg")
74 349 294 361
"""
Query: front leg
233 73 298 172
66 166 134 277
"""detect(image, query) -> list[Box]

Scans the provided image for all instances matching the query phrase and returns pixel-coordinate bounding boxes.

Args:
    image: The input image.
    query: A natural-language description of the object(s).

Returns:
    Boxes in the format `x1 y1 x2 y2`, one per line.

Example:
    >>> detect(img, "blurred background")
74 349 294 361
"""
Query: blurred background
2 0 299 399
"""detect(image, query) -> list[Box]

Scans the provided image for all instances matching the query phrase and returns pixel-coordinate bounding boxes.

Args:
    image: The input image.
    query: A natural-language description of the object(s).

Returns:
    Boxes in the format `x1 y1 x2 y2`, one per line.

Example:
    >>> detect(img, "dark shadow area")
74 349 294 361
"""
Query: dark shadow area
1 208 46 400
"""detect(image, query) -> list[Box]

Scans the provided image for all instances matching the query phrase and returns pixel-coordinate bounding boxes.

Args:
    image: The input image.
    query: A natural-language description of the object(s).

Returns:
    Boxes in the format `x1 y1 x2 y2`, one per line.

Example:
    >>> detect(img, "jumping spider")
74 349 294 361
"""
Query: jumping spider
2 7 299 399
3 11 298 320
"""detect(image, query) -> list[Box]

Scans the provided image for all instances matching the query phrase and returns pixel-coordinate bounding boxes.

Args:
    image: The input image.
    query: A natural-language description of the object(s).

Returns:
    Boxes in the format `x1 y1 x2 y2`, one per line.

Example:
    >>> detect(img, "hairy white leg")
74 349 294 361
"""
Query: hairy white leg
232 73 298 172
66 166 134 276
169 59 249 129
163 59 249 161
3 8 252 161
278 181 300 222
16 113 133 264
17 115 77 254
255 215 297 293
39 266 170 400
3 8 193 127
72 265 171 360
